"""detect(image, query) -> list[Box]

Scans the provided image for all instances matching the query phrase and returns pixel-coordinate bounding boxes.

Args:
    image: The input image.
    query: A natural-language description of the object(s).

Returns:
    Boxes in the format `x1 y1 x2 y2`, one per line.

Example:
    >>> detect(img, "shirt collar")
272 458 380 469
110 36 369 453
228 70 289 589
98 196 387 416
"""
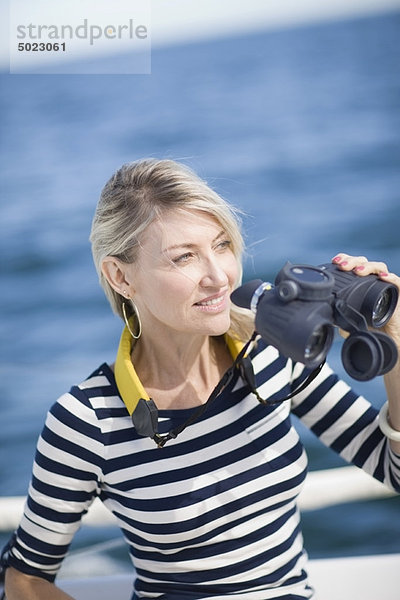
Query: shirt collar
114 322 246 416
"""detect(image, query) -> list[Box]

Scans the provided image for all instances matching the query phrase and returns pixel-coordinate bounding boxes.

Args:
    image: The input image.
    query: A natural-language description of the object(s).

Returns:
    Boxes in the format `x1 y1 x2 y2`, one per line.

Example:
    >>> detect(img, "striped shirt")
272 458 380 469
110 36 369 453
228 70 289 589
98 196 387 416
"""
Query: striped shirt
3 339 400 599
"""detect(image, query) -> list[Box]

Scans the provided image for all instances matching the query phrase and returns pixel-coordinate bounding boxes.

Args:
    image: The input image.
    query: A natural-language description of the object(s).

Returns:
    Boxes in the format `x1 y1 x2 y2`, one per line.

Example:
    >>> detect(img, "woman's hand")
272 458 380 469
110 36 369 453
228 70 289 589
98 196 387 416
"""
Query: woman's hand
332 253 400 454
331 253 400 343
5 567 75 600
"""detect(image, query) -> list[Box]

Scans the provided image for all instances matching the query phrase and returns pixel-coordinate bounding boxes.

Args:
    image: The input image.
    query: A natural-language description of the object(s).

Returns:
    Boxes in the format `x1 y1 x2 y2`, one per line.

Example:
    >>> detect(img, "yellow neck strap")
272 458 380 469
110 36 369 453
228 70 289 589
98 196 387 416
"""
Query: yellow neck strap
114 323 246 416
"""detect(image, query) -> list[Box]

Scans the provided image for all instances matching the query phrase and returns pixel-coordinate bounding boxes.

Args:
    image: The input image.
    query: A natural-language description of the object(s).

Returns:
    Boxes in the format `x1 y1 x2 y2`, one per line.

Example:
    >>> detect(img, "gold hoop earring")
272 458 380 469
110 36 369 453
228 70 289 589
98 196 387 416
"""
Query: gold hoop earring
122 301 142 339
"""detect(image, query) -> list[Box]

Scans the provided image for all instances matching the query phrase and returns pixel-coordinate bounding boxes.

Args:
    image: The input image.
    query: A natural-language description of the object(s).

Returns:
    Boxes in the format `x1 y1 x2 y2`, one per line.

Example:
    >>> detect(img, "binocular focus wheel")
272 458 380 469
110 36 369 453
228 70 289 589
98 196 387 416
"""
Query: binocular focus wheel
341 332 384 381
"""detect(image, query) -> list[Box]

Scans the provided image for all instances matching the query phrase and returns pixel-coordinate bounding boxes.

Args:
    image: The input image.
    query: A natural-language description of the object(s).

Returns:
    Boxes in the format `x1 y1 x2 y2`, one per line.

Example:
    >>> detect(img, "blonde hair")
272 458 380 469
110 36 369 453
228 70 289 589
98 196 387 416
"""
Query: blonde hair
90 158 254 341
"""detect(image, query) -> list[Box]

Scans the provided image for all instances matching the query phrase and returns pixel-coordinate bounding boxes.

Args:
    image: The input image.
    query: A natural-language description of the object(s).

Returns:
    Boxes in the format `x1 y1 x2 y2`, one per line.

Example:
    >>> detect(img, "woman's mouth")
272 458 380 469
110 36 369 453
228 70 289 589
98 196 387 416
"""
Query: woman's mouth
194 292 228 312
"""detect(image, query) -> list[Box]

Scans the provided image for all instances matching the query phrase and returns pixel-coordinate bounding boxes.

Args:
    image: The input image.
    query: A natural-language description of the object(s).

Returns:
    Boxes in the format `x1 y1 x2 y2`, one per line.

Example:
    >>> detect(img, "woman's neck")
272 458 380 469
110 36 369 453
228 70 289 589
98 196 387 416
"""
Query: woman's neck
131 332 232 409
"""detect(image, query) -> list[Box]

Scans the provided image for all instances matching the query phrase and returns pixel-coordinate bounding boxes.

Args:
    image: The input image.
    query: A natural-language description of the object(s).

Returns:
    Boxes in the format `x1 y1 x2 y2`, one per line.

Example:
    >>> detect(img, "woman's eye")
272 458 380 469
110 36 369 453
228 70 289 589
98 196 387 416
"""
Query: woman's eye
172 252 193 264
217 240 232 251
171 240 231 265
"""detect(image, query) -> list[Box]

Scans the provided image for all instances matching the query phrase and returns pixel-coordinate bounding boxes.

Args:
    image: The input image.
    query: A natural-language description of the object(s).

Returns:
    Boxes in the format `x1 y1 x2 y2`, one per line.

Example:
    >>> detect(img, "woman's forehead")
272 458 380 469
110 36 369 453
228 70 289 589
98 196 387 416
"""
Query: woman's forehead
141 209 223 250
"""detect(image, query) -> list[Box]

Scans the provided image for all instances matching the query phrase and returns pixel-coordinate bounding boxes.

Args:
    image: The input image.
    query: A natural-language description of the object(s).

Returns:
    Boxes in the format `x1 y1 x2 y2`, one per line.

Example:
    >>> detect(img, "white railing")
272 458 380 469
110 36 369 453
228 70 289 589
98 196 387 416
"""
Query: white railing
57 553 400 600
0 465 396 532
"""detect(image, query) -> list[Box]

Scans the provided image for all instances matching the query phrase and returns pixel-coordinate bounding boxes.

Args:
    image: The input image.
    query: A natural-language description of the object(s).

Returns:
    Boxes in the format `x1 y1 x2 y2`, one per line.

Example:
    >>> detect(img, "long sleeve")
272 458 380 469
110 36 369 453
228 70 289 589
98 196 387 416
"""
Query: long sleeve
291 362 400 492
2 372 107 581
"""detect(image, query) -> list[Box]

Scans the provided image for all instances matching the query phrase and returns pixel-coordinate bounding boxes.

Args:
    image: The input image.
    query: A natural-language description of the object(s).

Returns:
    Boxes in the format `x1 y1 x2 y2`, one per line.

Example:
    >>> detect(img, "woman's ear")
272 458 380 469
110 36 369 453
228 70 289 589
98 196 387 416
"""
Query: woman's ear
101 257 134 296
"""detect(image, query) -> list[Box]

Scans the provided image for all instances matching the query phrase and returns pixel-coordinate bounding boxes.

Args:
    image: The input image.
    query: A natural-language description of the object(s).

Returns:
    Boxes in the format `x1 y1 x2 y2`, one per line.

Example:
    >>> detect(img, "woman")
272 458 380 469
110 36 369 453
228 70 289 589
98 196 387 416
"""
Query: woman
2 158 400 599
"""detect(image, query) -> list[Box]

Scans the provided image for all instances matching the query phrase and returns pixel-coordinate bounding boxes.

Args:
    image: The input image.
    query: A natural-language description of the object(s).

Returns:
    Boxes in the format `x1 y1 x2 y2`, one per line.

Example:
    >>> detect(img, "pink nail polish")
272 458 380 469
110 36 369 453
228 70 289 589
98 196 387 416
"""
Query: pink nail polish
340 261 348 266
379 272 389 277
332 256 341 263
355 265 365 271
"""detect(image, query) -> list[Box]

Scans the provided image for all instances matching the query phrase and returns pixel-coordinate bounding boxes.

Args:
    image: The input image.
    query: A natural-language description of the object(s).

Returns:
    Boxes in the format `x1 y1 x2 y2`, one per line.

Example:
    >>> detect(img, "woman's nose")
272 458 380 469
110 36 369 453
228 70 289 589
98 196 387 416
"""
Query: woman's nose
200 257 229 288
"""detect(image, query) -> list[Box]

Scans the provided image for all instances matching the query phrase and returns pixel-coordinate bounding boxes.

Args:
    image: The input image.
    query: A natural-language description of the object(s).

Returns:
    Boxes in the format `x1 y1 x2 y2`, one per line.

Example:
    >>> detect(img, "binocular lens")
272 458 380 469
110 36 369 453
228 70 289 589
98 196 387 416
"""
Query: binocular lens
372 289 394 327
305 325 332 363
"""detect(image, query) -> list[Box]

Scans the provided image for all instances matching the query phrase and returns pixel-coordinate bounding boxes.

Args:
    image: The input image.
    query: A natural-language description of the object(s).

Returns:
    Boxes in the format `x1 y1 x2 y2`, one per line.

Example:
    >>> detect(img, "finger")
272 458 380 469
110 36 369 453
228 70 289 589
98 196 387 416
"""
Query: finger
331 255 399 289
331 254 368 270
352 261 390 277
379 271 400 292
332 253 348 264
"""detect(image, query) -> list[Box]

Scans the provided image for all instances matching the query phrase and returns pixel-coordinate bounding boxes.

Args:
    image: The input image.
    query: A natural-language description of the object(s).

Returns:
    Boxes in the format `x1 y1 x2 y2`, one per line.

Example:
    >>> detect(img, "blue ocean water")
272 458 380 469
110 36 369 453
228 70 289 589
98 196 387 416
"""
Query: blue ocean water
1 11 400 572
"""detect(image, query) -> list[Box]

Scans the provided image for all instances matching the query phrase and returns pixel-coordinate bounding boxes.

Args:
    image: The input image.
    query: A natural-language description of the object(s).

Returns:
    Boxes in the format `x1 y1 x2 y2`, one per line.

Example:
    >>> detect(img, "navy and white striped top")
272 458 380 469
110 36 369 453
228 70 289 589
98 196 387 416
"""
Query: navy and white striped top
4 338 400 599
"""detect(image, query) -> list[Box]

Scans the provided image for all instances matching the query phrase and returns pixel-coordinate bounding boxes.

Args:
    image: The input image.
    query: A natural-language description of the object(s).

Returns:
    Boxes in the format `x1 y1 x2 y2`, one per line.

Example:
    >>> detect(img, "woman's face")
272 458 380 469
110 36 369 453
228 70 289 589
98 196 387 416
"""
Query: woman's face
125 209 239 340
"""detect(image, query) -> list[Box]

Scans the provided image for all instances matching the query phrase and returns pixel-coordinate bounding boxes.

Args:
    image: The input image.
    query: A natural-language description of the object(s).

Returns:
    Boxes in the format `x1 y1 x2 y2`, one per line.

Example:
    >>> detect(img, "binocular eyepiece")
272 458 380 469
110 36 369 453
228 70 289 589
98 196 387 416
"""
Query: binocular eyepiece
231 262 398 381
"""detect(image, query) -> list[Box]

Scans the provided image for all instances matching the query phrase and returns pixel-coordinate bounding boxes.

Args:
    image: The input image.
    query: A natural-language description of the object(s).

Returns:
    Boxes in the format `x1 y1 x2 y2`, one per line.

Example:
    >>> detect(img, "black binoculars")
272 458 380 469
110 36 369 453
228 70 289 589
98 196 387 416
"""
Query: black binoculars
231 262 398 381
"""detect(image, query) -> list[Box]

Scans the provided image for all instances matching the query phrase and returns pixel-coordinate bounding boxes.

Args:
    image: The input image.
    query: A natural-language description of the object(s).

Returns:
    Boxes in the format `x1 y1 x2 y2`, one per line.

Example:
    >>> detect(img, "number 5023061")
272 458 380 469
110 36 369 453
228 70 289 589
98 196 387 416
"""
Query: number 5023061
18 42 66 51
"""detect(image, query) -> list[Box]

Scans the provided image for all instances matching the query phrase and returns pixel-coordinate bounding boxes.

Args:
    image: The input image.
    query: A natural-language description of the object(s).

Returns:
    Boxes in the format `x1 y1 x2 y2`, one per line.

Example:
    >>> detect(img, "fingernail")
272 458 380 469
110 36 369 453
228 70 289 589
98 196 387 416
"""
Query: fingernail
340 261 348 266
332 256 341 263
355 265 365 271
379 272 389 277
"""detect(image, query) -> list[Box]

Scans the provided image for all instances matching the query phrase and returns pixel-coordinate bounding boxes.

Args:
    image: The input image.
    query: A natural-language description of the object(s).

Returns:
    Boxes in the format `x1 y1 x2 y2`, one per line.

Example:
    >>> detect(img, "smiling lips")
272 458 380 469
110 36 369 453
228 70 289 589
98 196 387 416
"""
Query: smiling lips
194 291 229 311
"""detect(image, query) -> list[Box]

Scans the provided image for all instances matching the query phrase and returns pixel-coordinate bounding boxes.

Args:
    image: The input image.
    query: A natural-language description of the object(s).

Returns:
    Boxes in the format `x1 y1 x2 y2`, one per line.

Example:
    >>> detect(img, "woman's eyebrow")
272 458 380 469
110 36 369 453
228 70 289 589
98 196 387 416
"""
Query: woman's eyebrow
163 230 226 253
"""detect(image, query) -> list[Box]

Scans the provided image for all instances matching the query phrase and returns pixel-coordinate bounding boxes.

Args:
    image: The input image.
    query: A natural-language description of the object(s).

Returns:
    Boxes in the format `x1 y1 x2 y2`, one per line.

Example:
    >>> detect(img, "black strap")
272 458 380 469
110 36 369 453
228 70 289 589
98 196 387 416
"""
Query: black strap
152 332 324 447
152 333 257 448
246 359 325 406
